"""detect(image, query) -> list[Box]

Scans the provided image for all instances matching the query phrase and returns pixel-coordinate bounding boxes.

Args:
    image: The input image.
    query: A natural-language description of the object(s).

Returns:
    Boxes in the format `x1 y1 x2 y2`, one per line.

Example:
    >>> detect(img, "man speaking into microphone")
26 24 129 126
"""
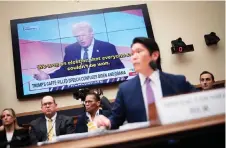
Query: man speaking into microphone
94 37 196 129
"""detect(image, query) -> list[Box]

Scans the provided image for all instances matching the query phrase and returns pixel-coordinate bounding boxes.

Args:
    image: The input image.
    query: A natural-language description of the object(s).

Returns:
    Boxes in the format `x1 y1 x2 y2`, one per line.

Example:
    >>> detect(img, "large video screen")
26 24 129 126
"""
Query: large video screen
10 4 155 98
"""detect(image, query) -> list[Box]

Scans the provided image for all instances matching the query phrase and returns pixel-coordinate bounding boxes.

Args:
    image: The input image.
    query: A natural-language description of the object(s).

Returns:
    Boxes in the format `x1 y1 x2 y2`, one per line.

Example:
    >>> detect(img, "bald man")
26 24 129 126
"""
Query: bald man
29 96 75 144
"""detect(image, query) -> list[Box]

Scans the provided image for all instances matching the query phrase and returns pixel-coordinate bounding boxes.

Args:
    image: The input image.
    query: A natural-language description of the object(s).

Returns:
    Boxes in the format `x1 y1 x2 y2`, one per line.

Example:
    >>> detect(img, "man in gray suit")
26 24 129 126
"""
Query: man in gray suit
29 96 75 144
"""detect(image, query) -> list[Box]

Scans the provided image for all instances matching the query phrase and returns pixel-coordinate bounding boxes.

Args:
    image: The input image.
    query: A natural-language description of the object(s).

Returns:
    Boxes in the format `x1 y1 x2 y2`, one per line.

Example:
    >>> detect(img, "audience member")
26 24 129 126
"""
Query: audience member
199 71 215 90
76 93 111 133
29 96 75 144
0 108 30 147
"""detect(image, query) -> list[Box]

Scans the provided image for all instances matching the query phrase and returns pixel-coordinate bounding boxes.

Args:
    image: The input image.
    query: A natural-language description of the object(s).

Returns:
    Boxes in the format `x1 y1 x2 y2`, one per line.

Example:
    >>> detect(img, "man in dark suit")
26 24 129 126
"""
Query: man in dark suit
34 22 124 80
94 37 196 129
29 96 75 144
76 92 111 133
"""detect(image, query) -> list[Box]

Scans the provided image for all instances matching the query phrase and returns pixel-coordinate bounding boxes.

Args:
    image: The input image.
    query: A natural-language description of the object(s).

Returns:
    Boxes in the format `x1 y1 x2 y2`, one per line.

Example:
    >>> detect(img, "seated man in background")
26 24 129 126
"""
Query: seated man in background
76 92 111 133
29 96 75 144
199 71 215 90
94 37 196 129
0 108 30 147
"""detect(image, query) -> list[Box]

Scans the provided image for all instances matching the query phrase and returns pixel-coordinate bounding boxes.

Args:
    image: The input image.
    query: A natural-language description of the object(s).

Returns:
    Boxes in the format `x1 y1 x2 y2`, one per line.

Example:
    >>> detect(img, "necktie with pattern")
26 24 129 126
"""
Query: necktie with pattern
47 119 53 141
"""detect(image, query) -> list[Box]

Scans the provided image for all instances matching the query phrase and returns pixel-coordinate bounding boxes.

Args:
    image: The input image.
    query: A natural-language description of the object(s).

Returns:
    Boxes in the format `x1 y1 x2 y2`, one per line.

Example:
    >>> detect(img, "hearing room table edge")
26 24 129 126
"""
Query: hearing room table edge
31 114 225 148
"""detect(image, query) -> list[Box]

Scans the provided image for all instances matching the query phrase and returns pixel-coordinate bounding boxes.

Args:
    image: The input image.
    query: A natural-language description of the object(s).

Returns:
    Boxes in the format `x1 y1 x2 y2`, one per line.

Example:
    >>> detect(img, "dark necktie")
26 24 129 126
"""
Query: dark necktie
82 48 89 74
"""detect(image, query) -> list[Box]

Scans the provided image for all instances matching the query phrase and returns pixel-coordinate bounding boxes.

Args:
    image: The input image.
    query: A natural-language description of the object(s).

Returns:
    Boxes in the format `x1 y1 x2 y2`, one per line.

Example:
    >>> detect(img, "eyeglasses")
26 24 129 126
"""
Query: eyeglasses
42 102 54 107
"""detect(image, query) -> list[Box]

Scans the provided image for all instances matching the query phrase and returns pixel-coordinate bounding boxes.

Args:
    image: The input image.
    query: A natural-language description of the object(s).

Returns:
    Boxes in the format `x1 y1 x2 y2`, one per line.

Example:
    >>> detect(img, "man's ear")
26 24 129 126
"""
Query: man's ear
97 101 101 107
151 51 160 61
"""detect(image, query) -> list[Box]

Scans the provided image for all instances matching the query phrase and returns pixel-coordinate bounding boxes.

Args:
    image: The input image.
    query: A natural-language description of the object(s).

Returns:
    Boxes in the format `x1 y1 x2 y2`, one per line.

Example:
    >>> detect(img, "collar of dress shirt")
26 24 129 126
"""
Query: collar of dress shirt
82 38 94 53
86 109 100 122
45 112 57 121
139 70 160 86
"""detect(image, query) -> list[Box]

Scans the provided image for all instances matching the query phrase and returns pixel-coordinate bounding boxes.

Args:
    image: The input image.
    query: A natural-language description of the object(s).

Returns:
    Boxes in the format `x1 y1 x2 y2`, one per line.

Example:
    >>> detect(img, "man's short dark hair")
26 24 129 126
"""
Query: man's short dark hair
86 92 100 102
132 37 162 71
200 71 215 81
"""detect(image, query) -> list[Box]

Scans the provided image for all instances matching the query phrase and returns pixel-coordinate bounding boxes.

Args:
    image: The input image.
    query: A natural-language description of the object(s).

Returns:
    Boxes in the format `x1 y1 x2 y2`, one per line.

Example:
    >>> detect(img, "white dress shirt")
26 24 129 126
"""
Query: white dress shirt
139 70 163 120
6 132 13 142
86 109 100 122
45 113 57 138
81 39 94 73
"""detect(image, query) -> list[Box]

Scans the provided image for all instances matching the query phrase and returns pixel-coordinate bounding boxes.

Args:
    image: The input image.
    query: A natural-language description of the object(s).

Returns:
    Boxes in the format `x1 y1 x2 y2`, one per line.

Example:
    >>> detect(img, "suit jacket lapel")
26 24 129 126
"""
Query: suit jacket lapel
138 76 147 121
55 115 62 136
131 76 147 121
159 72 176 97
91 39 100 58
73 43 81 59
39 118 47 141
99 109 103 115
2 128 7 142
11 129 17 141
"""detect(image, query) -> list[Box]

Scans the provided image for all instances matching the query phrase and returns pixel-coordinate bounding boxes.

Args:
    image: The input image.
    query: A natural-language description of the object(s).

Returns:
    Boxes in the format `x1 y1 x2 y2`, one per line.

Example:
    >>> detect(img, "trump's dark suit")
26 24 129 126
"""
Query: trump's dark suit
29 114 75 144
109 71 196 129
50 39 124 78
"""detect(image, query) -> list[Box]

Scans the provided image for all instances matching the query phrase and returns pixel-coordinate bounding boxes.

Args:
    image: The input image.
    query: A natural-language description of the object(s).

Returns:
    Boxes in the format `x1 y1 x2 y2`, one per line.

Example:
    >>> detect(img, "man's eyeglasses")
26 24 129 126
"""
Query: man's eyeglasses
42 102 54 107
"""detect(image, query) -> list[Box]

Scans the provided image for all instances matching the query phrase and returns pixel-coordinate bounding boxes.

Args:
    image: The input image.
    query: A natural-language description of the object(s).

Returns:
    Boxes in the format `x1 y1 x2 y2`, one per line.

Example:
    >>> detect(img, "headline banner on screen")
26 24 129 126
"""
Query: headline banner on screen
29 69 130 90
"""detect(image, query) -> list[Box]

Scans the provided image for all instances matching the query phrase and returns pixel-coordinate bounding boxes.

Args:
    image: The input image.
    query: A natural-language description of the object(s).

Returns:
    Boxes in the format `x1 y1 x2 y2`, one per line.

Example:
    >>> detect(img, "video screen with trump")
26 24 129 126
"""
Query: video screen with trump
10 4 155 98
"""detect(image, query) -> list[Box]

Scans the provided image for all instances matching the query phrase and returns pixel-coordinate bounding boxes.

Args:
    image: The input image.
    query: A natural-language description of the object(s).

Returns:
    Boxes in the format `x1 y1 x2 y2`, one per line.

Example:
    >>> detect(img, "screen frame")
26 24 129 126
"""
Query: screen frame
10 4 155 99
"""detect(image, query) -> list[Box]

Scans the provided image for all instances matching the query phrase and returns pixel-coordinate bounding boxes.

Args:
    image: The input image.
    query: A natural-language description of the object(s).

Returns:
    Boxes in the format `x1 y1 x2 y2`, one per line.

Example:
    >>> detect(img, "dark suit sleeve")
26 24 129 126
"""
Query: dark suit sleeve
109 86 126 129
102 110 112 118
101 96 112 111
49 47 70 79
180 75 197 93
64 116 76 134
75 115 87 133
107 44 125 70
0 131 8 147
29 121 38 145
